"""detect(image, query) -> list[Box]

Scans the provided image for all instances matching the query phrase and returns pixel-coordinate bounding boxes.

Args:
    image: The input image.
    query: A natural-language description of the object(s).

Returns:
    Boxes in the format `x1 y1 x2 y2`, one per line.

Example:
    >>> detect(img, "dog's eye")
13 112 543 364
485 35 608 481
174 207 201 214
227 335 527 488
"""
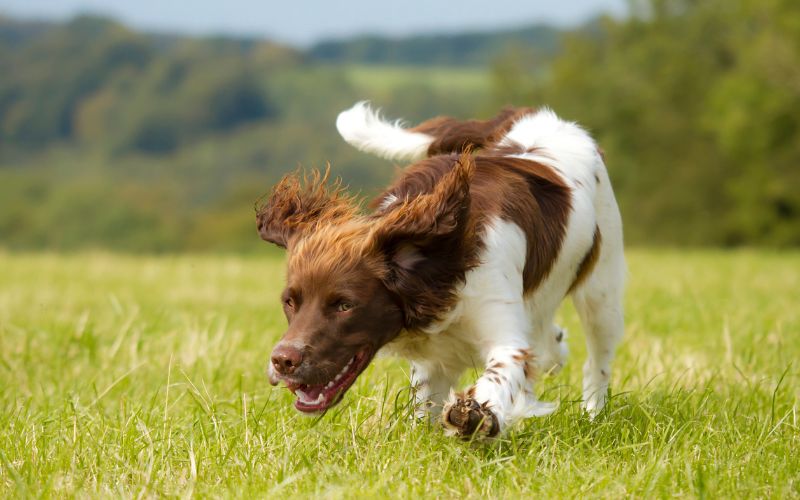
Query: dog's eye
336 301 354 313
283 297 295 309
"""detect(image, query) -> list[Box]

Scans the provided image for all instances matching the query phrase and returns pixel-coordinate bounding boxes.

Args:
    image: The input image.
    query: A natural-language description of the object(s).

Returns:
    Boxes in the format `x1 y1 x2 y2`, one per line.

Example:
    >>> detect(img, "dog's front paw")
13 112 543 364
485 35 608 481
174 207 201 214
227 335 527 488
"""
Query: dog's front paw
442 393 499 439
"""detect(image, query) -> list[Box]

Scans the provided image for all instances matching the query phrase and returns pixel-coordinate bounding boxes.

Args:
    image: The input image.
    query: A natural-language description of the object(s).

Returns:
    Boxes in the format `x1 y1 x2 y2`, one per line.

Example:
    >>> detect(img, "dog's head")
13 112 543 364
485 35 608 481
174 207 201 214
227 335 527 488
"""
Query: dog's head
256 157 474 413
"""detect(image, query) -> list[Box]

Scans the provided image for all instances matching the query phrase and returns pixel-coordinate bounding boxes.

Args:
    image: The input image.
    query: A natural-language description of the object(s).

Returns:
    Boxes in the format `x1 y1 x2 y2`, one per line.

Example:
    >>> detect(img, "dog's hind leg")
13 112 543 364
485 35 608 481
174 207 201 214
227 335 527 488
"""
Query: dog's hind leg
572 181 625 418
572 276 624 418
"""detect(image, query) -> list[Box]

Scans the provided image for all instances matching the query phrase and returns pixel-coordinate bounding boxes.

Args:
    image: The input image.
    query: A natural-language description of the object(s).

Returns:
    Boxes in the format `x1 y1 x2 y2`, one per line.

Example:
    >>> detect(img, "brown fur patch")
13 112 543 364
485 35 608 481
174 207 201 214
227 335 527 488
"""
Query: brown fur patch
470 157 572 293
568 226 602 294
411 107 536 157
512 348 534 363
368 153 480 329
516 348 536 380
374 154 572 295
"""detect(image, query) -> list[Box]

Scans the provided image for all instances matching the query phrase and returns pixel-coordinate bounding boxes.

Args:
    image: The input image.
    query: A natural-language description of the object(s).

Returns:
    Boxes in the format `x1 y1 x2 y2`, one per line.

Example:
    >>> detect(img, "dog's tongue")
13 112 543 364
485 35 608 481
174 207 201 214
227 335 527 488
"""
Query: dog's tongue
294 382 336 410
285 381 327 406
297 384 324 399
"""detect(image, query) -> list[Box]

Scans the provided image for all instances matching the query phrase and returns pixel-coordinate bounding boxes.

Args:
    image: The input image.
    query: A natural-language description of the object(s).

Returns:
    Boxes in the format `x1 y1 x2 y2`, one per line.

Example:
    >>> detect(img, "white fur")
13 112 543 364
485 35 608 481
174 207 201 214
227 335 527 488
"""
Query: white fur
505 109 626 416
377 193 398 211
336 101 434 161
346 104 626 434
502 107 600 186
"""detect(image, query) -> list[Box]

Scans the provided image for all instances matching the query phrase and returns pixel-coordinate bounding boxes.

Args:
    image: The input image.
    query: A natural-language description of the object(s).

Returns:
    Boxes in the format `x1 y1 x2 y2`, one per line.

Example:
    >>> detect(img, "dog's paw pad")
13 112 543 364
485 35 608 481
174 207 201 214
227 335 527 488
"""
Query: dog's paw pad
442 394 499 439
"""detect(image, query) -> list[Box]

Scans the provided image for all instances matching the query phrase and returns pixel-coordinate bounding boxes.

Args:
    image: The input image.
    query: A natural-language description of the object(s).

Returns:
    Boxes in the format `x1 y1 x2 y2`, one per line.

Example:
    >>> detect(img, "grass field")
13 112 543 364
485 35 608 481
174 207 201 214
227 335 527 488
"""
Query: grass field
343 65 492 93
0 250 798 497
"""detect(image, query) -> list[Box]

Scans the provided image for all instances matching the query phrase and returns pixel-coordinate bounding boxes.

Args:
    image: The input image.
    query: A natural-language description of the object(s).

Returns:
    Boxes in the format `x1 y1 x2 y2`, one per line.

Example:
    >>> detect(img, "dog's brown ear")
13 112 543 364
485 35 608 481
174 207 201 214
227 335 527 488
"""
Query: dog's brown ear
369 153 476 328
255 168 357 248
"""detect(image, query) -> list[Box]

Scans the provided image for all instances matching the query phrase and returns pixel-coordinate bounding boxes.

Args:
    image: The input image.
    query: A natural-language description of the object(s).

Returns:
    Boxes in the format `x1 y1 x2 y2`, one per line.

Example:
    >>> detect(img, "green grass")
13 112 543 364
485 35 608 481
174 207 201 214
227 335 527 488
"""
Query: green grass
1 250 798 497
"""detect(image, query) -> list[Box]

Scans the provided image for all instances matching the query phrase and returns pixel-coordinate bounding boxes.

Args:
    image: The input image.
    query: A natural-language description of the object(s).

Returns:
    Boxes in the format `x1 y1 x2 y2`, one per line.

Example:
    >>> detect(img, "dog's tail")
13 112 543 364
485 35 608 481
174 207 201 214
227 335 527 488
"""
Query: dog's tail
336 102 434 162
336 101 532 162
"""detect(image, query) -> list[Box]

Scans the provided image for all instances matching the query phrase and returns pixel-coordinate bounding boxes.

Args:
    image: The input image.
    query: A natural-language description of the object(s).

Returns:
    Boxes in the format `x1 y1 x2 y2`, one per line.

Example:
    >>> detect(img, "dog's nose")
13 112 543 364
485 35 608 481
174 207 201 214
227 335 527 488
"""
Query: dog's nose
271 344 304 375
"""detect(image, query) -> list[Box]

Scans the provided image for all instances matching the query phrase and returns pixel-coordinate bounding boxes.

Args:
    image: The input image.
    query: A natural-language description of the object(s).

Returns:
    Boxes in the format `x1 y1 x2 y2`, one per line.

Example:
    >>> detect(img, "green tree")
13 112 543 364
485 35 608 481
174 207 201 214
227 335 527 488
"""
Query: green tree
497 0 800 246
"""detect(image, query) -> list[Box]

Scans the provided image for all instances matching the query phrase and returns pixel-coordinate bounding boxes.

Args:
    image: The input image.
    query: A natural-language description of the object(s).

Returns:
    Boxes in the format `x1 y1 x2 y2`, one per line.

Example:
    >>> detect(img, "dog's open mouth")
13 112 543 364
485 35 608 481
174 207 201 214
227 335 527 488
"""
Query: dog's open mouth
282 349 372 413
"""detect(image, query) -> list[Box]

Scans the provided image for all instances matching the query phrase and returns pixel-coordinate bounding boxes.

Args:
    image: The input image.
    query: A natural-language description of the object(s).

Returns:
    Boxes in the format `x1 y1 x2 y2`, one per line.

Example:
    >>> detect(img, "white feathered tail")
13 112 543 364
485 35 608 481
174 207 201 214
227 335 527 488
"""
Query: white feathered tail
335 101 434 162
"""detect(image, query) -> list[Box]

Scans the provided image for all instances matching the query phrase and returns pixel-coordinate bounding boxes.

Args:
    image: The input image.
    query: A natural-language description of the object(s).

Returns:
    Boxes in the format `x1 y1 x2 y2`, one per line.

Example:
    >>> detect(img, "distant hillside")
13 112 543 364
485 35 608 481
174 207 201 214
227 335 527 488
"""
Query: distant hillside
0 15 304 150
0 14 497 252
308 24 561 66
0 15 561 67
1 1 797 251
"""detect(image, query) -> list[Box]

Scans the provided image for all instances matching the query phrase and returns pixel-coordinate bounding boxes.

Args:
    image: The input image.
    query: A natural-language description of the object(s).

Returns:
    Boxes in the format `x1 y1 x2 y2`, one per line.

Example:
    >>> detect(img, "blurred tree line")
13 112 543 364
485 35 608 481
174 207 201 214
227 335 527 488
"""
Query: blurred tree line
309 24 559 66
0 0 798 252
494 0 800 246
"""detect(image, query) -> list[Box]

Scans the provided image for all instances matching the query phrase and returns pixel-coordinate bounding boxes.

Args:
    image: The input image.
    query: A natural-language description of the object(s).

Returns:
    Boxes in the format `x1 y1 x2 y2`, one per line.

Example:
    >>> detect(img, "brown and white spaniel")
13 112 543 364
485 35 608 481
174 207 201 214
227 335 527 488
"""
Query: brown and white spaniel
257 102 625 438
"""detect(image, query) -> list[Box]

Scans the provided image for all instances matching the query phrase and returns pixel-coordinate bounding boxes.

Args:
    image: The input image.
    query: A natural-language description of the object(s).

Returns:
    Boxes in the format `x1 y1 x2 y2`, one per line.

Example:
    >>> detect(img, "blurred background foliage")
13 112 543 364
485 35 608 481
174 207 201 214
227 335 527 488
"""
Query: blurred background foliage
0 0 798 252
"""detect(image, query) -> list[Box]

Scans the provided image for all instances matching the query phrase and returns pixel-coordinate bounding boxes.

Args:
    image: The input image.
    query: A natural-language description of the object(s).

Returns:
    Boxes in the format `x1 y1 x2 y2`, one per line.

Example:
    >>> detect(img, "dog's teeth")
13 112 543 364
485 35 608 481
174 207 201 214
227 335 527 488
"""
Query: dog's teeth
315 393 325 404
341 358 354 375
326 356 357 387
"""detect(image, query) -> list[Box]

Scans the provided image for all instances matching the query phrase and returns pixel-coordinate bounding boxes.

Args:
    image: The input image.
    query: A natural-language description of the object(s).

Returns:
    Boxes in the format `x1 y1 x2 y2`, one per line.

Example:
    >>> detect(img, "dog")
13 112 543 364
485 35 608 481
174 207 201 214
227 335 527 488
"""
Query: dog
257 102 625 438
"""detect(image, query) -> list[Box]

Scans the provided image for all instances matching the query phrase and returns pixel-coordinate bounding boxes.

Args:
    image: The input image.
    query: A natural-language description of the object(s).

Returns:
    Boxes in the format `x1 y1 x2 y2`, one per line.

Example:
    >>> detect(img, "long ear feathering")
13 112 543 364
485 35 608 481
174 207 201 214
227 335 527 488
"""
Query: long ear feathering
368 153 478 328
336 101 435 162
370 153 475 244
255 166 358 248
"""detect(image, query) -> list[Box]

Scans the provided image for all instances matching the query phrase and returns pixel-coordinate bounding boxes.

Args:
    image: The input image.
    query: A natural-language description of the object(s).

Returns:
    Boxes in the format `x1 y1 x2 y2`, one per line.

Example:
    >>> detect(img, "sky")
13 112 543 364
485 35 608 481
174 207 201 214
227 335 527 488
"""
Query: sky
0 0 627 46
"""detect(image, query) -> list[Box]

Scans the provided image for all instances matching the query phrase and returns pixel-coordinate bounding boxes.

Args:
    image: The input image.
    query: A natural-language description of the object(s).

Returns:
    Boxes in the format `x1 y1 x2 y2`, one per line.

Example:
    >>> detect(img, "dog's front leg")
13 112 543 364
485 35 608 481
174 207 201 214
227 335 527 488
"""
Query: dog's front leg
410 361 457 420
442 345 556 438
